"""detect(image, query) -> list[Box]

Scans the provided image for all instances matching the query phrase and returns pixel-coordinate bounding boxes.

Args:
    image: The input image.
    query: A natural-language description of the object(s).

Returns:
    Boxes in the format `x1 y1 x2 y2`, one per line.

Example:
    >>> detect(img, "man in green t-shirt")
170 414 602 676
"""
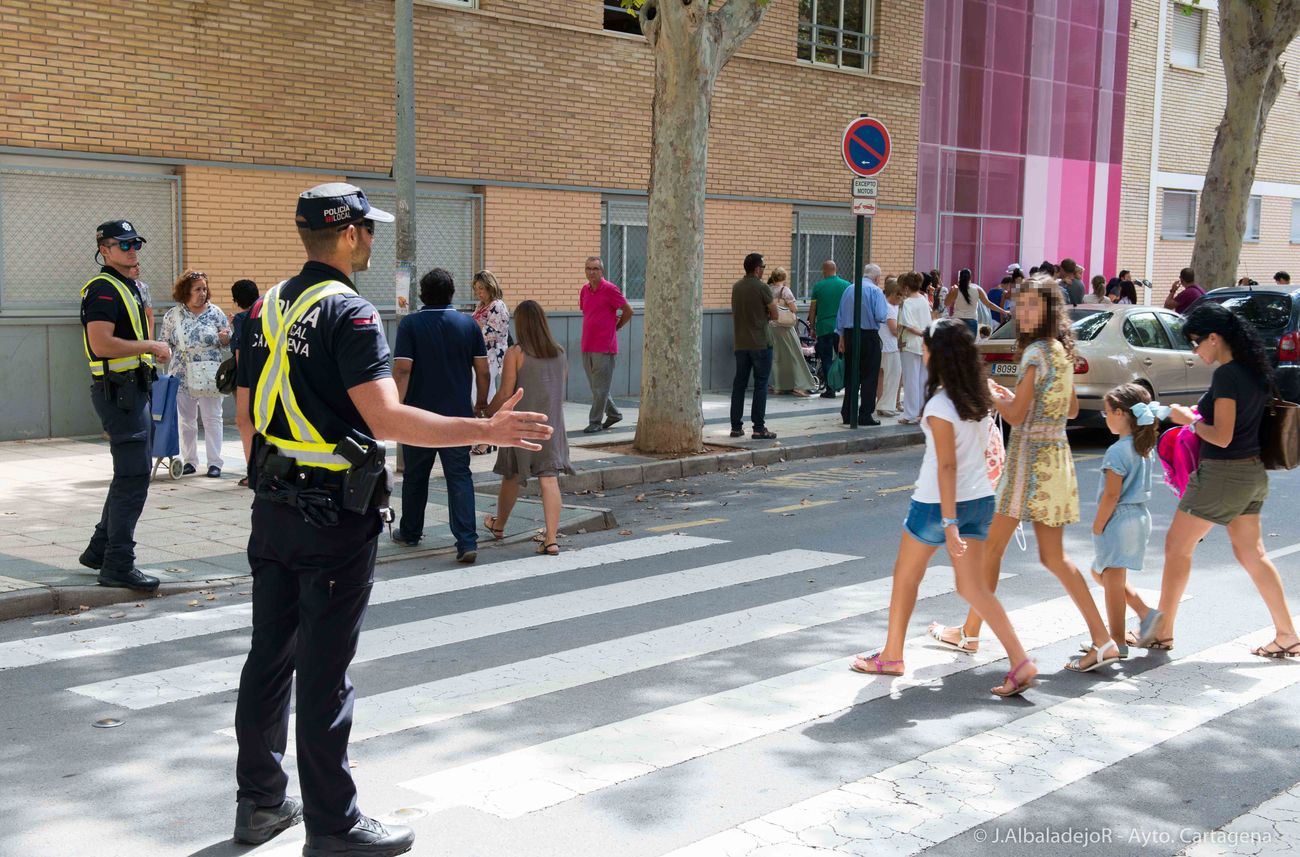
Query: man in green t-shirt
808 261 851 398
730 252 778 439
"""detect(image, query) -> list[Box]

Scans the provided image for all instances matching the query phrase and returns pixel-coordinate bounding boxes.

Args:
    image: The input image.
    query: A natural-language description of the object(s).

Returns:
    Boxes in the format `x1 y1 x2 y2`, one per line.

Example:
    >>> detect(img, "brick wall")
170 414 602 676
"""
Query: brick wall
178 167 344 303
482 186 602 311
702 199 793 307
3 0 921 310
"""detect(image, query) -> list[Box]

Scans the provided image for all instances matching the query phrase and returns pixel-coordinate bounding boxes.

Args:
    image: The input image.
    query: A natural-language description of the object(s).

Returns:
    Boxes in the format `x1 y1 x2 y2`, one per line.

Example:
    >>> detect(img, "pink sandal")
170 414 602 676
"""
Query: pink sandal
990 658 1037 697
851 653 904 676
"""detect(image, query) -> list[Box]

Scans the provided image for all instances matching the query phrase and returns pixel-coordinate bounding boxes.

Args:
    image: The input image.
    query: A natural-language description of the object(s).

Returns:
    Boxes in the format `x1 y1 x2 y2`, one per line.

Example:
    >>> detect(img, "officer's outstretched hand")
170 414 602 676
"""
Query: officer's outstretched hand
150 341 173 363
485 388 553 451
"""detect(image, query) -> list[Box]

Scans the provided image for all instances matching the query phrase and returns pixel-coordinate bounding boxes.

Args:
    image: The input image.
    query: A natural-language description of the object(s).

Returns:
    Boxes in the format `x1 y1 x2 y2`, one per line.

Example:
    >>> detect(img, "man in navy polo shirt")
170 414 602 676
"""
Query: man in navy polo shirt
391 268 489 562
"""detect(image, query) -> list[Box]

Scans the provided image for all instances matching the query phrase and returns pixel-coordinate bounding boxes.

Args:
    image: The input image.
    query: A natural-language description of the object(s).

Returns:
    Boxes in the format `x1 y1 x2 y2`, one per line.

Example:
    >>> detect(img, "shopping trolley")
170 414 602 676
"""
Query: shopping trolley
150 372 183 481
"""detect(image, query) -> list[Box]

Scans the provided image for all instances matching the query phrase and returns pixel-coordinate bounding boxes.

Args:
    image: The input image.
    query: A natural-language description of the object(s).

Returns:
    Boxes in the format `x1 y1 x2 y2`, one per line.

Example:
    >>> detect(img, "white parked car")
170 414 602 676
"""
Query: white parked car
977 305 1214 419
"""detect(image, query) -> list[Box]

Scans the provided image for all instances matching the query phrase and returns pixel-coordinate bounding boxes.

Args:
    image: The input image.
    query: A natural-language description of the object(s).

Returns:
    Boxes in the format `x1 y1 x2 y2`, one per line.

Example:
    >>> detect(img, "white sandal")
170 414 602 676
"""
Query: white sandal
1066 639 1122 672
927 622 979 654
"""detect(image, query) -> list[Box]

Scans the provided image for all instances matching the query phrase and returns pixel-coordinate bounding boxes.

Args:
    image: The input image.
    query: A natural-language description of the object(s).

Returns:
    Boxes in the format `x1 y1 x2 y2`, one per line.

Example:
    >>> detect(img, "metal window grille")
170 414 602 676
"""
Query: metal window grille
1245 196 1262 242
355 189 483 310
1170 4 1205 68
0 167 180 312
603 1 640 35
601 200 647 302
791 210 862 301
1160 190 1197 240
797 0 876 72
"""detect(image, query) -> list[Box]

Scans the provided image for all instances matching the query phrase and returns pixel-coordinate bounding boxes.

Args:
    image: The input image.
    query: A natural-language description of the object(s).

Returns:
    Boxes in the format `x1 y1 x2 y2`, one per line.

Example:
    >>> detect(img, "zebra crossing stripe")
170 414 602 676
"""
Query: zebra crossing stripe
661 617 1299 857
217 569 1018 746
1179 781 1300 856
0 534 721 671
68 548 856 710
396 589 1174 818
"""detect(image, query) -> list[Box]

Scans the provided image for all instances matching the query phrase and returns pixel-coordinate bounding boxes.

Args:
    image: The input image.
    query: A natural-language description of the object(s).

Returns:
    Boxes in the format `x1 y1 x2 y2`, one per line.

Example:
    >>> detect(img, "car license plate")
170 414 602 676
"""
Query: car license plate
993 363 1018 377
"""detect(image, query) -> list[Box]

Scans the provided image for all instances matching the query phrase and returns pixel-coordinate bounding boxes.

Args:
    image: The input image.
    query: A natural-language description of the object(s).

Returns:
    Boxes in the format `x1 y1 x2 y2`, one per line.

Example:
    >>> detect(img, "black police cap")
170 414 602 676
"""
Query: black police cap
96 220 146 243
295 183 395 230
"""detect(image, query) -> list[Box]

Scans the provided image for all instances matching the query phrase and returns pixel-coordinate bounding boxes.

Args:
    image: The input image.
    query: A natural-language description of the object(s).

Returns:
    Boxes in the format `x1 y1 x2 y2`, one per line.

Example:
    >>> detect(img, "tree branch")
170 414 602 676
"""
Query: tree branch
710 0 768 70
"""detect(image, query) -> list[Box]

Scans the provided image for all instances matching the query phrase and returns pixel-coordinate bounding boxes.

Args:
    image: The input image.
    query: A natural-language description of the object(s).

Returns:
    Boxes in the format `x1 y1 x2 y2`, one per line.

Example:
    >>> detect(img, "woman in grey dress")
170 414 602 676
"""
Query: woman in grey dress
483 300 574 555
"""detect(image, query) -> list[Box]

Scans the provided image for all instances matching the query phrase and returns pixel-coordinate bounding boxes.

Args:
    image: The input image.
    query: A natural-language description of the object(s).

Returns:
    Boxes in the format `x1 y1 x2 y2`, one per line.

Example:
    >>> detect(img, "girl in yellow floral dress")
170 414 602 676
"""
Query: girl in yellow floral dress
929 275 1120 685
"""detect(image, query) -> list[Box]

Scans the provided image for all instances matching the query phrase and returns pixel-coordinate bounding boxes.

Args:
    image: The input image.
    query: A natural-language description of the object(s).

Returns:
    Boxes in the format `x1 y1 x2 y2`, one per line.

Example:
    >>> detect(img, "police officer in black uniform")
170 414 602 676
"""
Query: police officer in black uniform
79 220 173 591
232 184 552 855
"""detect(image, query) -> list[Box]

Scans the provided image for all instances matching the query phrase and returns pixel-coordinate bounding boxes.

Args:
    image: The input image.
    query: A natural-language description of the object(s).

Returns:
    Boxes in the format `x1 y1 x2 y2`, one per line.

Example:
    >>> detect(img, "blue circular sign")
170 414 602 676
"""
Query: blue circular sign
842 117 892 177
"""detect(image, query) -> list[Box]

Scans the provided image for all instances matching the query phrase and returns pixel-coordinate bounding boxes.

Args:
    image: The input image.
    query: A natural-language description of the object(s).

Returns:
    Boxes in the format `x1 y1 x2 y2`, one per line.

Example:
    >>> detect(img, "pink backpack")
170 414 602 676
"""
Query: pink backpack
1157 424 1201 498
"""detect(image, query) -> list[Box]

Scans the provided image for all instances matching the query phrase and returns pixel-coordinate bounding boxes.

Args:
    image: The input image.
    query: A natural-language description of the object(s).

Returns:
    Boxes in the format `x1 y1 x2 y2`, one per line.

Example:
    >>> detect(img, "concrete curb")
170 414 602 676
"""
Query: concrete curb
0 506 618 624
546 427 923 495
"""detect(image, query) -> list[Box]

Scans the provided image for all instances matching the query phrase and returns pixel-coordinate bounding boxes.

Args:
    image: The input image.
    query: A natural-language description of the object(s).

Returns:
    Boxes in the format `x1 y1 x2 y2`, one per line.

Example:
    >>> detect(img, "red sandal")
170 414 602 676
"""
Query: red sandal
990 658 1037 697
850 653 904 676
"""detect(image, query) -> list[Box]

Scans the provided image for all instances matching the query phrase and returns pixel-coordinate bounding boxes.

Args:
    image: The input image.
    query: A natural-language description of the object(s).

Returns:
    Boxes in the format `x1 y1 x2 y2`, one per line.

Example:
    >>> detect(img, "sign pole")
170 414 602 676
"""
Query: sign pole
840 112 891 430
848 211 865 428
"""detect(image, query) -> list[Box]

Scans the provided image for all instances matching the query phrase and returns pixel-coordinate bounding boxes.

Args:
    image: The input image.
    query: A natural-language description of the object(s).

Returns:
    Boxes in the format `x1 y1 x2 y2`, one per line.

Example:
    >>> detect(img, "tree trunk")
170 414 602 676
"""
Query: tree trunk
1192 0 1300 288
633 0 768 455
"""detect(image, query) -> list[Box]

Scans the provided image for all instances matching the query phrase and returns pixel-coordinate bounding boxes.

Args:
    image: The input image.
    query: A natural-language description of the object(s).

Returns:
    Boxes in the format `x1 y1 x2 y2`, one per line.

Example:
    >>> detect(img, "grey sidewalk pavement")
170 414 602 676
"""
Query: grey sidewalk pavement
0 391 918 620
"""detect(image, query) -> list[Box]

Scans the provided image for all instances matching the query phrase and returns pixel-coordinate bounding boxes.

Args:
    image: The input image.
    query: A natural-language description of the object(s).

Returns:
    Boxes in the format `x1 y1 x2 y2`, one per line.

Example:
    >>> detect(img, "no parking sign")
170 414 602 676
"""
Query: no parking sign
841 116 892 177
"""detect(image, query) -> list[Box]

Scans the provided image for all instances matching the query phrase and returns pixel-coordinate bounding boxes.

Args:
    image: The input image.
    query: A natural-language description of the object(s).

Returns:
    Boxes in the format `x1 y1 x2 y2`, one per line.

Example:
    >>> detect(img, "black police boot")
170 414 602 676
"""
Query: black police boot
97 567 160 592
233 796 303 845
303 815 414 857
78 549 102 571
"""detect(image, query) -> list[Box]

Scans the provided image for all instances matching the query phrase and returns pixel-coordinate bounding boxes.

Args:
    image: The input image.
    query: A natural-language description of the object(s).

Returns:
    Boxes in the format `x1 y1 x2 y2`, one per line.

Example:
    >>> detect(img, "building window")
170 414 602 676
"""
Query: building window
1245 195 1262 242
798 0 874 72
603 2 641 35
1170 3 1205 69
417 0 476 7
1291 200 1300 243
1161 190 1198 240
601 199 647 301
353 187 483 311
0 166 180 311
791 210 861 301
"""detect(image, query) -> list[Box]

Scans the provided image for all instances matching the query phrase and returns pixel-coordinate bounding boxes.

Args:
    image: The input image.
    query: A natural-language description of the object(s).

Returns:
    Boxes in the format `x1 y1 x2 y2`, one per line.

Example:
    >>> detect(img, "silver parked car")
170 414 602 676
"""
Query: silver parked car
977 305 1214 418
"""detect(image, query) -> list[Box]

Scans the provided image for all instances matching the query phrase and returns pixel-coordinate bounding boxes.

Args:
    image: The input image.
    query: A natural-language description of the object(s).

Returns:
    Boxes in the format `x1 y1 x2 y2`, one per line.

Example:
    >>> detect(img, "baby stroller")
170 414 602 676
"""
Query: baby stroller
796 318 826 395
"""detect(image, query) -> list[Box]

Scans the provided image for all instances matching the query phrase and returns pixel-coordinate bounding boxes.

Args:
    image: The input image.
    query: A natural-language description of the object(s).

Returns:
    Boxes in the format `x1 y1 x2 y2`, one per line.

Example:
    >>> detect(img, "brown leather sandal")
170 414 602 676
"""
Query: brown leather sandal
536 542 560 556
483 515 505 540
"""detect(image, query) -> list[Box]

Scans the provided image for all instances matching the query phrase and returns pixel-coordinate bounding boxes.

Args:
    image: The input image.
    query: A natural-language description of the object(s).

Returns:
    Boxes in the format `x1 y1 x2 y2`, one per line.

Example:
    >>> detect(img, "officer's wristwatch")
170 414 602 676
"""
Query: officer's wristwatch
941 517 960 530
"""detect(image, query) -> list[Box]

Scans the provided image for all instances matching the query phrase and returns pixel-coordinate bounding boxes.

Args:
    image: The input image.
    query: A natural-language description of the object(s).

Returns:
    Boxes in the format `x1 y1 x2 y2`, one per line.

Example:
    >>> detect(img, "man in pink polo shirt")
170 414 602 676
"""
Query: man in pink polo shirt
580 256 634 433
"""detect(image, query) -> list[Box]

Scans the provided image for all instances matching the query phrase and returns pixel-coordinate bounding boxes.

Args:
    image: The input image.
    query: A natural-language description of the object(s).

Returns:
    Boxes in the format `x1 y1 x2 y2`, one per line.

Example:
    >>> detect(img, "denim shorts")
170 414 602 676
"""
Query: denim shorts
904 496 995 546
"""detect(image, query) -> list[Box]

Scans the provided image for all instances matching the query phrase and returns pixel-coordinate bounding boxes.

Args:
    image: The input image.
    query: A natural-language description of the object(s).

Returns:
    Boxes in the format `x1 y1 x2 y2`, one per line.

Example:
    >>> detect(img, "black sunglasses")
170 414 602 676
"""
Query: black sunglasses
103 239 144 252
188 271 207 280
338 218 375 235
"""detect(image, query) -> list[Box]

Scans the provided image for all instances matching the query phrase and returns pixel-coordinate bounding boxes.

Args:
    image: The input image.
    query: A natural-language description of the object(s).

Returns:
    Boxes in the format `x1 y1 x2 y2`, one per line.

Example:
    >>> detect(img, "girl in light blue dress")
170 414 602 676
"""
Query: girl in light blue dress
1087 383 1165 659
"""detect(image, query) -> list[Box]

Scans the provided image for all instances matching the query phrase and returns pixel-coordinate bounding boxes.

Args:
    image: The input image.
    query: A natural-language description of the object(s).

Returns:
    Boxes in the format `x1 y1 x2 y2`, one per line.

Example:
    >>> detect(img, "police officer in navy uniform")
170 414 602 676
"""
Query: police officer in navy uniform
232 184 552 855
79 220 173 591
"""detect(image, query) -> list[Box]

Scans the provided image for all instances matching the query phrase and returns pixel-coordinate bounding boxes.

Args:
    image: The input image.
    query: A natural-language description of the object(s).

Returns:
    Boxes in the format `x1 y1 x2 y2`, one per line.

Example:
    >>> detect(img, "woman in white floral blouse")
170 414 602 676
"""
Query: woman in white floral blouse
160 270 231 477
471 270 510 455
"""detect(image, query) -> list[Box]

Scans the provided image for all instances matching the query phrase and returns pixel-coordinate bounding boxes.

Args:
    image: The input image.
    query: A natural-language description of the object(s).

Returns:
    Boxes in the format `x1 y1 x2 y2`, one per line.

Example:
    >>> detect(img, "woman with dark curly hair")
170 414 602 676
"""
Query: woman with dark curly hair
929 275 1121 680
1135 302 1299 658
853 320 1036 696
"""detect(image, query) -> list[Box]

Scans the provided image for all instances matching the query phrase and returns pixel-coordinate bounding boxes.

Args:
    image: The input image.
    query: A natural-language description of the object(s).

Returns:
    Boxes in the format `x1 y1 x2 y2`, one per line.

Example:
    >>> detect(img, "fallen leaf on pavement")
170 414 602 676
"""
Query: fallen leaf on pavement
187 600 199 607
634 494 646 502
799 499 813 506
619 530 633 536
206 595 217 601
77 605 89 612
109 612 126 619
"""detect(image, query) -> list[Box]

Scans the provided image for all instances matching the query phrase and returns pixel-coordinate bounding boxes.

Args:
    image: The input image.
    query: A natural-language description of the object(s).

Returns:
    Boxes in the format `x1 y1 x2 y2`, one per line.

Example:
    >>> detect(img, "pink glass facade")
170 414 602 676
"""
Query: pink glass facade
915 0 1131 289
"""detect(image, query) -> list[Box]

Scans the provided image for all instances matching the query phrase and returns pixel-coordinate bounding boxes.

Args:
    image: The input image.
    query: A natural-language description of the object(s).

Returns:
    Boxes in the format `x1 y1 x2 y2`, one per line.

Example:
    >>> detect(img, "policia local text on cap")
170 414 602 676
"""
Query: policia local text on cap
78 220 173 592
229 183 553 856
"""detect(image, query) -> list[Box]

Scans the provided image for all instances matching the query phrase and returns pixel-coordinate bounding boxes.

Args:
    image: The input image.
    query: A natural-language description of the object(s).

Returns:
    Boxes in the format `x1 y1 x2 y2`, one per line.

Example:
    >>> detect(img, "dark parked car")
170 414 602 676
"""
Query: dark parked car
1195 286 1300 401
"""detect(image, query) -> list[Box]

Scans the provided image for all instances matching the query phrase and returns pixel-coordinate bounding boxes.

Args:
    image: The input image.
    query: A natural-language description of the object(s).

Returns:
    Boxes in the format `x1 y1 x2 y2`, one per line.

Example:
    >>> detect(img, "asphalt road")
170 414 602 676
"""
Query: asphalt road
3 429 1299 857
